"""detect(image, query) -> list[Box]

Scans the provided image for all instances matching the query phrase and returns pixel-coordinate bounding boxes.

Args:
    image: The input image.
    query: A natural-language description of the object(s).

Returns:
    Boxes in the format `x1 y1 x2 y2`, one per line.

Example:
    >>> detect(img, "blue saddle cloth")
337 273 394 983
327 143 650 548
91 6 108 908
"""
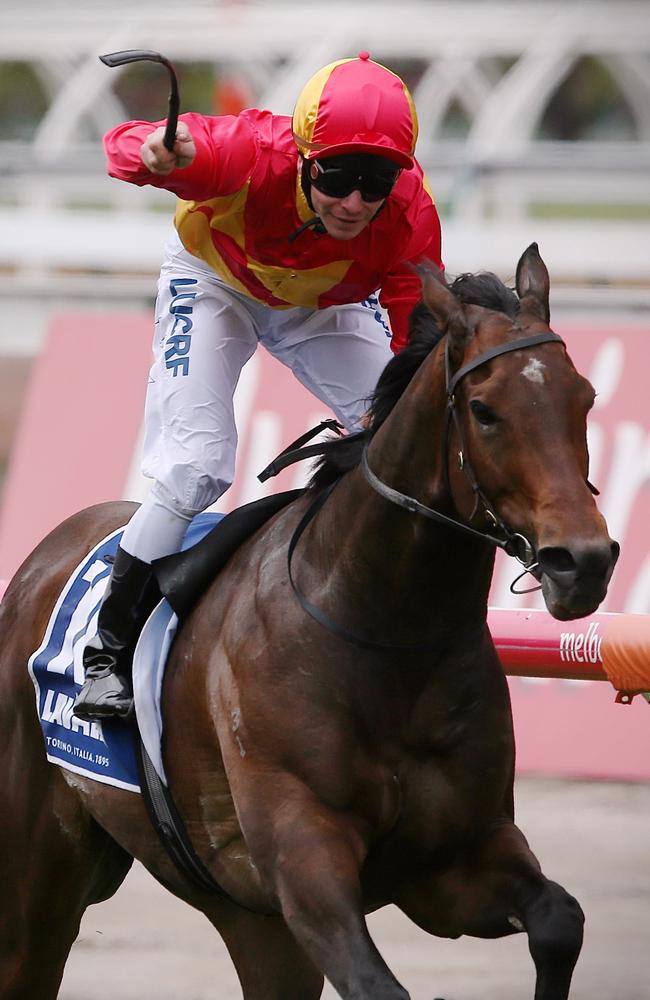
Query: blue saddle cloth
28 514 221 792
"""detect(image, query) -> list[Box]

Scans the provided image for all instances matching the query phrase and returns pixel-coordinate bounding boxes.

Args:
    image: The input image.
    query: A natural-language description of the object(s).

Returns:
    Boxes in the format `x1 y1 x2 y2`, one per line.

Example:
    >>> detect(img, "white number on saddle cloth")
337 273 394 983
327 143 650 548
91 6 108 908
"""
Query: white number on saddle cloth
45 560 110 686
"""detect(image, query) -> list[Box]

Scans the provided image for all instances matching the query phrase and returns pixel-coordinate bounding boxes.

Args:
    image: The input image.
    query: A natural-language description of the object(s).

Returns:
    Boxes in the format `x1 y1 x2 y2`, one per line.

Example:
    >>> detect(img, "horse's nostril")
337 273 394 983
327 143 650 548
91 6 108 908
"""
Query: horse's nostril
537 547 576 577
538 541 618 583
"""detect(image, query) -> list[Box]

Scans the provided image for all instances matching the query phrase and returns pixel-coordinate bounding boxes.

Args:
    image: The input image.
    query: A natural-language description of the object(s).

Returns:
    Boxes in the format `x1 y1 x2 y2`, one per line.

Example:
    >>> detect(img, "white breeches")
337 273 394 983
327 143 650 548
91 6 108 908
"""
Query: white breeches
120 234 393 563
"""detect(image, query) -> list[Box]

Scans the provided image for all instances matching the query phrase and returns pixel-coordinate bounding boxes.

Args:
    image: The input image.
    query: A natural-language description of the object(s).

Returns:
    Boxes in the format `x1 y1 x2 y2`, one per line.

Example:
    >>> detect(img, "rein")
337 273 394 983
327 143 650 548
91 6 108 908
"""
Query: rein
361 445 526 558
286 478 452 652
272 329 566 649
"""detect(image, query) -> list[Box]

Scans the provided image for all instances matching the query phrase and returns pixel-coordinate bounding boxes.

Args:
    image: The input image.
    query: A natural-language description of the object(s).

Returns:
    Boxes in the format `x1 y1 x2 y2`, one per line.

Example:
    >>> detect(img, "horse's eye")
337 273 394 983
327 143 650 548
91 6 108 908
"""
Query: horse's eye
470 400 498 427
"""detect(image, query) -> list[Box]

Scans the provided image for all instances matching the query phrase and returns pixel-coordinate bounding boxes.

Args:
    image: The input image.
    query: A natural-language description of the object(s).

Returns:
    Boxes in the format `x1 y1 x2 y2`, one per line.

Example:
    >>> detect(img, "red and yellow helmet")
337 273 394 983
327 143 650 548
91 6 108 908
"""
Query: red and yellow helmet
292 52 418 169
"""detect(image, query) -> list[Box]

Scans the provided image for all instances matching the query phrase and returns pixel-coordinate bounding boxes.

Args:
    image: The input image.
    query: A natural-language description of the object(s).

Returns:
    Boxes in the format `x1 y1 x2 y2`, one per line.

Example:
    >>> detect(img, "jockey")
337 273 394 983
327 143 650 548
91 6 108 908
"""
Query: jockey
74 52 443 721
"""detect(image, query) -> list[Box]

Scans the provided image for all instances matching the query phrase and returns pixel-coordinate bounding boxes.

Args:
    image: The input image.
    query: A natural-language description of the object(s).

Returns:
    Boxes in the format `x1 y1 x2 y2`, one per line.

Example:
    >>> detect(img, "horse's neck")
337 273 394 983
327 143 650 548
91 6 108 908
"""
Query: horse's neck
369 349 448 510
306 352 496 639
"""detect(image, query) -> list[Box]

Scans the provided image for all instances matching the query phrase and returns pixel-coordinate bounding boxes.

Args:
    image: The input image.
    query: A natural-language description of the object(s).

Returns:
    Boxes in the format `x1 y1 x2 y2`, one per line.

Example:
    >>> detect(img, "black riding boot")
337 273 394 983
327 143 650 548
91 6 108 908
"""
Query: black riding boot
73 547 160 721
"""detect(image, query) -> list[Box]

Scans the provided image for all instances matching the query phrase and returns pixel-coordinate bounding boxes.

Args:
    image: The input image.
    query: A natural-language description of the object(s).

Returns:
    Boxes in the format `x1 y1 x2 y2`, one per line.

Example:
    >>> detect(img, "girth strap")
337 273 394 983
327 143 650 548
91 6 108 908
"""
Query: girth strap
137 742 253 905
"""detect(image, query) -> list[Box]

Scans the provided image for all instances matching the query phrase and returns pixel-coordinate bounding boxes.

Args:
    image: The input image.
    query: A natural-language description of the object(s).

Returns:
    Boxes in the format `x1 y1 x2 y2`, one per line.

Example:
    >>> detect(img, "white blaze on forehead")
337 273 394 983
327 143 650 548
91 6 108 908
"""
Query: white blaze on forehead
522 357 546 384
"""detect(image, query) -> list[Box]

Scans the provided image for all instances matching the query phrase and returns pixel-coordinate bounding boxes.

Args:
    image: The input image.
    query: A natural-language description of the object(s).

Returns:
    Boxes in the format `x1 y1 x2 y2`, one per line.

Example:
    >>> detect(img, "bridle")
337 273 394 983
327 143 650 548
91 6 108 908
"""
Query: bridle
286 328 565 649
362 330 565 571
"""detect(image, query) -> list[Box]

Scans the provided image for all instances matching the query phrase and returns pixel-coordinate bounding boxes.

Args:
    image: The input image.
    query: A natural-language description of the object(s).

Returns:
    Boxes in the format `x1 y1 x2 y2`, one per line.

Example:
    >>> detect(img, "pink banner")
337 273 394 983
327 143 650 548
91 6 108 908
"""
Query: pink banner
0 312 152 578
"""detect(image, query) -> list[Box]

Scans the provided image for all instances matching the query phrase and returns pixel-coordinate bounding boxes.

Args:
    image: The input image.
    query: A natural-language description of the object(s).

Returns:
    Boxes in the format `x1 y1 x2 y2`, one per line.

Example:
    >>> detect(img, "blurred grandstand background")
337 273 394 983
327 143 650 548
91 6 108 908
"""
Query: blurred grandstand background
0 0 648 504
2 1 649 308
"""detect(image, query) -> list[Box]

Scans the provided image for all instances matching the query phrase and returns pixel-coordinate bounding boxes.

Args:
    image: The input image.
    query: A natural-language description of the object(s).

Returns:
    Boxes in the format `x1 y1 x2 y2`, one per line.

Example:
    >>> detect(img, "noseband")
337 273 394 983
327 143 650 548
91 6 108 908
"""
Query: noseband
362 330 565 574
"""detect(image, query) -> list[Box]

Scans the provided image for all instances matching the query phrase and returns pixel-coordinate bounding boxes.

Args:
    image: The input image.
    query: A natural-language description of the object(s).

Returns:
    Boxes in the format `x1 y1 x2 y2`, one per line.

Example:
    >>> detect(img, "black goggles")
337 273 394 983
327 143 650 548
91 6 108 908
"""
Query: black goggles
309 159 400 202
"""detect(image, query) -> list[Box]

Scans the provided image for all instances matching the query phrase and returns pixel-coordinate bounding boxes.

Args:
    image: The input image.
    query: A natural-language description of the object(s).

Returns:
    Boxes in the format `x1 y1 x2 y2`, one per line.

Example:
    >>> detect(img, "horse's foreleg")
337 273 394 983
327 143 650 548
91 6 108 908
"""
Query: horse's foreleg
241 788 410 1000
277 834 410 1000
523 877 584 1000
395 821 583 1000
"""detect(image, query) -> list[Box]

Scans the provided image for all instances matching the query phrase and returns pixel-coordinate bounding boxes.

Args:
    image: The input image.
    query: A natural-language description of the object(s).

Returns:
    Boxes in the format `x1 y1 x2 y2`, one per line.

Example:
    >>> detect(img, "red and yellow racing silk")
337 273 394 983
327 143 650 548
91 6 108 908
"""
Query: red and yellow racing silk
104 109 443 352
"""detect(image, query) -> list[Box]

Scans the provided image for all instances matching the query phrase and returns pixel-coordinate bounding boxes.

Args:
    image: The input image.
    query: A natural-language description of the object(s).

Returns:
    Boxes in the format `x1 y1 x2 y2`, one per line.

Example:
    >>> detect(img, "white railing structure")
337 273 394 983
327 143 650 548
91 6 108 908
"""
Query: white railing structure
1 0 649 310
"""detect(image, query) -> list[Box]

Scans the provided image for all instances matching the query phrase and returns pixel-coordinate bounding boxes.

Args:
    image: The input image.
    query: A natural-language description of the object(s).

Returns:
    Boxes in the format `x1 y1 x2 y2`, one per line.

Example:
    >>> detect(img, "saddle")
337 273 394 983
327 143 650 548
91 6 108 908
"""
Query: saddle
153 489 302 619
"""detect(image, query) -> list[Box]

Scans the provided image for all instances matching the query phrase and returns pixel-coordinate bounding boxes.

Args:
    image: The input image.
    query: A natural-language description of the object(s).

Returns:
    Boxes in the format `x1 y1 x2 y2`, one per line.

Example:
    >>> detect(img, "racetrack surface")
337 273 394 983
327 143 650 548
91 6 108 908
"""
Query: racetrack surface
58 777 649 1000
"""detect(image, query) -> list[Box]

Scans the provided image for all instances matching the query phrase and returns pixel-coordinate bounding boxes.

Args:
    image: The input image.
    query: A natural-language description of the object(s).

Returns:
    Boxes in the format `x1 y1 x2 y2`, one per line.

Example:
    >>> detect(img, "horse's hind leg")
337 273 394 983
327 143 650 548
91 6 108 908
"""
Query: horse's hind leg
0 763 133 999
0 523 135 996
207 903 324 1000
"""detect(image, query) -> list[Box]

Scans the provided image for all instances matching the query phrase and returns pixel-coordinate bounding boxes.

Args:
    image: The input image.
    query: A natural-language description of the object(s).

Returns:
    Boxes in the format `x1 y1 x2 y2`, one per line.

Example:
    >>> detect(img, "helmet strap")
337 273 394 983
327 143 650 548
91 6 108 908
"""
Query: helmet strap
299 157 315 210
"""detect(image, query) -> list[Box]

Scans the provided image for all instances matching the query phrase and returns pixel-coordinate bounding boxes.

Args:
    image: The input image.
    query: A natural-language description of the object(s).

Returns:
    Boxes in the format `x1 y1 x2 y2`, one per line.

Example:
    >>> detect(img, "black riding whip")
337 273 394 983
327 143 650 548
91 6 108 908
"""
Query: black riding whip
99 49 180 152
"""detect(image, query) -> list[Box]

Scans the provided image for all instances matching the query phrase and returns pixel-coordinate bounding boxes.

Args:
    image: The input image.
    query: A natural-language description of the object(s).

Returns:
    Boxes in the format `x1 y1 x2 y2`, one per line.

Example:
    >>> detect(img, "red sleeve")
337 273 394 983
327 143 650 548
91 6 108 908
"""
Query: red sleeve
103 112 258 201
380 202 443 353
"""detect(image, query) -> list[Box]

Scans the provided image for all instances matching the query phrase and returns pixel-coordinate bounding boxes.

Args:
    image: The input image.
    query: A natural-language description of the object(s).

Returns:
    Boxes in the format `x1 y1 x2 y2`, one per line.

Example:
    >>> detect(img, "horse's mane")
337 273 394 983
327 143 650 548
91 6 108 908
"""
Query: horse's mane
309 271 520 490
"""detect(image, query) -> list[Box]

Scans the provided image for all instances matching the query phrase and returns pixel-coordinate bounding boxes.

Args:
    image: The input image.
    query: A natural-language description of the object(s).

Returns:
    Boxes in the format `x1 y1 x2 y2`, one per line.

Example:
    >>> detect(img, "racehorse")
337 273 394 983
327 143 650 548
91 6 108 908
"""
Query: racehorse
0 244 618 1000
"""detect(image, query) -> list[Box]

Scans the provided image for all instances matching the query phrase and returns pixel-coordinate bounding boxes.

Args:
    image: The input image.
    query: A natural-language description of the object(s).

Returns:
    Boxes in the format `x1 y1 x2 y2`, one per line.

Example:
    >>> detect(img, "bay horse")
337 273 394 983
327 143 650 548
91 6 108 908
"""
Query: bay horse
0 244 618 1000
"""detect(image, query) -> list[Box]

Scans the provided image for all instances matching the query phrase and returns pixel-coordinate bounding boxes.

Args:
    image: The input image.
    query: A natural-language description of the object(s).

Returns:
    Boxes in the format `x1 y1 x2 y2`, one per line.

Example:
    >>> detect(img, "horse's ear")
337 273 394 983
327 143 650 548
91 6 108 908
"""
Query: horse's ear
515 242 550 323
420 267 468 363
